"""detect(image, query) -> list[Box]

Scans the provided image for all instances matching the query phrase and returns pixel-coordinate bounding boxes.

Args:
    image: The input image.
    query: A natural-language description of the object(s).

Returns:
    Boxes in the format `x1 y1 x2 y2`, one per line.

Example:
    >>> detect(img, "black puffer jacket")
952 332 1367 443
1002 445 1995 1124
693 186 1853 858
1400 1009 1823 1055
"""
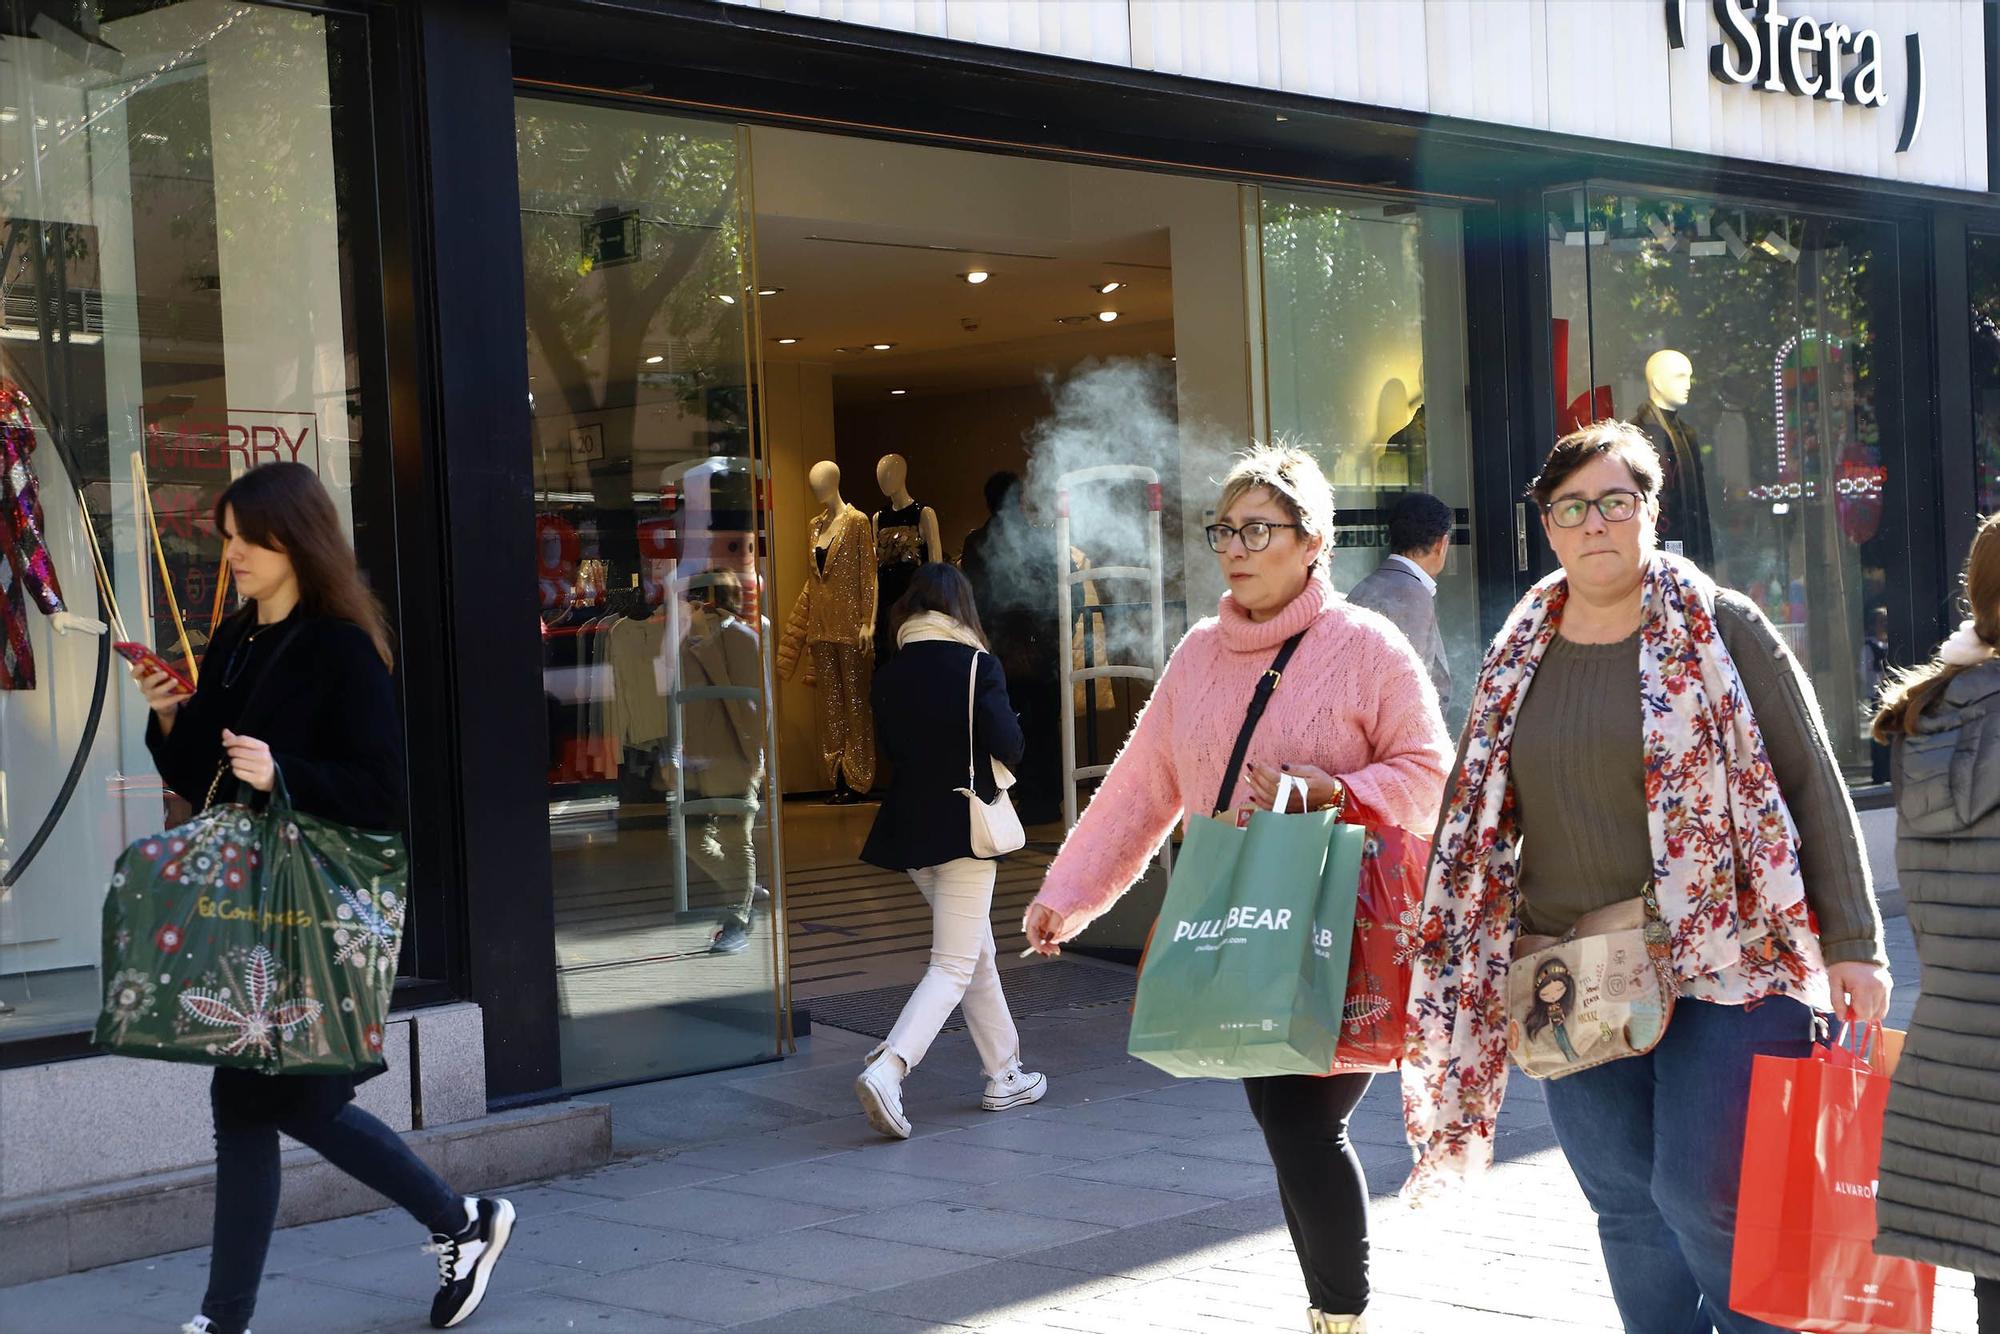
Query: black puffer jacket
1877 658 2000 1279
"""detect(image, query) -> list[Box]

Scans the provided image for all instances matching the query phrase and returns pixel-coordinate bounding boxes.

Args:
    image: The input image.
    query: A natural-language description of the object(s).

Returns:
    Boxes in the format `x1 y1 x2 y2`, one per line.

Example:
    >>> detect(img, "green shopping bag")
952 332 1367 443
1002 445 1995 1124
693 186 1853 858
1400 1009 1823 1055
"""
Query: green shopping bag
1126 802 1363 1079
94 774 406 1075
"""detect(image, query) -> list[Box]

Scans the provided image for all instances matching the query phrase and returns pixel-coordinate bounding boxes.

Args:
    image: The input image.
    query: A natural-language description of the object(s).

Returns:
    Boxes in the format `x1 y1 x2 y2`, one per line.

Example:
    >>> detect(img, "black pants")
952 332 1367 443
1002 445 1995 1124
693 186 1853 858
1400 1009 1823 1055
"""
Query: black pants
1978 1273 1998 1334
1244 1072 1373 1314
202 1069 462 1333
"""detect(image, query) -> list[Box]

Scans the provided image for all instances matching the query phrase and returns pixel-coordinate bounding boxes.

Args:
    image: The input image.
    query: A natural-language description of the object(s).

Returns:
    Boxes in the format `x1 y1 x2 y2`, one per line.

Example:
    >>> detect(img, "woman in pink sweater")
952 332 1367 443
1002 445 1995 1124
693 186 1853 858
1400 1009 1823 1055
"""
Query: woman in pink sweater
1025 444 1450 1334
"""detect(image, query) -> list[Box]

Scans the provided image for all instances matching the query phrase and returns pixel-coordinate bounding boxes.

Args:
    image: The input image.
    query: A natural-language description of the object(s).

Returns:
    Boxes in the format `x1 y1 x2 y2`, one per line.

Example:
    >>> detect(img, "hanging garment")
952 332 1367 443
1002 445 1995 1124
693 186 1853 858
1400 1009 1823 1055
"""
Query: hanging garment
0 385 67 691
779 503 877 789
605 615 668 751
873 500 927 659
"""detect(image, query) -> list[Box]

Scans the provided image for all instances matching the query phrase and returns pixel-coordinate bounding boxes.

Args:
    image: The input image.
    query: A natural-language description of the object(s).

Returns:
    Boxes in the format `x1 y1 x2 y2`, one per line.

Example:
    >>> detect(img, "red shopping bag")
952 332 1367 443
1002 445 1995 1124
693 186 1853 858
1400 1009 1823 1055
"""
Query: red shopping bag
1326 802 1427 1074
1729 1022 1936 1333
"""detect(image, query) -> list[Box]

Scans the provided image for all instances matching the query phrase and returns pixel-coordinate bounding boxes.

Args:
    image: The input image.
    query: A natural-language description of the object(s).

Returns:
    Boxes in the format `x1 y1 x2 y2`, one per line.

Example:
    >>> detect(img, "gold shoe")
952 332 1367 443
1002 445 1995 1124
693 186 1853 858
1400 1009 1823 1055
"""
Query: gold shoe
1308 1311 1366 1334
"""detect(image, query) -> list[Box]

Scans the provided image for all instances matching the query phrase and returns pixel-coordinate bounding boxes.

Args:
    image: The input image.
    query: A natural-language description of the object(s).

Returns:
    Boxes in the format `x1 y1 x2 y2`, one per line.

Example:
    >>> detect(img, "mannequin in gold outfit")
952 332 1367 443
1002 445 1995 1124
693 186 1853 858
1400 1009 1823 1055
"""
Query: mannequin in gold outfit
779 461 878 801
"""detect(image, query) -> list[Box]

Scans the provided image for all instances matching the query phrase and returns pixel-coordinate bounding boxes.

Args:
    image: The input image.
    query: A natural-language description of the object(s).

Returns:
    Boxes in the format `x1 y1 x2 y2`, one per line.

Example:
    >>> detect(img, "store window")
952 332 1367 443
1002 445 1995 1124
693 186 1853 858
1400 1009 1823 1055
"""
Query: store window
0 2 386 1041
1259 189 1477 727
516 99 782 1087
1970 234 2000 516
1546 186 1903 784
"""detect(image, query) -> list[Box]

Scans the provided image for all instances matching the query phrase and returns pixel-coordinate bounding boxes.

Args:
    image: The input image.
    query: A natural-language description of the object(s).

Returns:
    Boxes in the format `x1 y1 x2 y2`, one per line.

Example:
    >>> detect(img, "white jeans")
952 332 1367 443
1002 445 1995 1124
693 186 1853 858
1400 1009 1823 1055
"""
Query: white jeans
883 857 1020 1079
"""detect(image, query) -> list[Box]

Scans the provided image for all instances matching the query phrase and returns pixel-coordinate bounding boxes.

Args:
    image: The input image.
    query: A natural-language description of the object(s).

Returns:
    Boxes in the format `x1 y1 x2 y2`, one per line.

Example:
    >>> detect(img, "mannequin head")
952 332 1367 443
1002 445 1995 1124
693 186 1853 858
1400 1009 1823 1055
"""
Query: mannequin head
1645 350 1693 412
808 460 842 507
876 453 908 499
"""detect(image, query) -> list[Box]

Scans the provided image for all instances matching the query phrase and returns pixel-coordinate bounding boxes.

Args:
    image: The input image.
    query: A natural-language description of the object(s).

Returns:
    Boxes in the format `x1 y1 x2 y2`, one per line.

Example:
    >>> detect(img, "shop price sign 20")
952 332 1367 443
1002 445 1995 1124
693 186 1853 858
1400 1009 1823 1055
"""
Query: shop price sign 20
1666 0 1925 153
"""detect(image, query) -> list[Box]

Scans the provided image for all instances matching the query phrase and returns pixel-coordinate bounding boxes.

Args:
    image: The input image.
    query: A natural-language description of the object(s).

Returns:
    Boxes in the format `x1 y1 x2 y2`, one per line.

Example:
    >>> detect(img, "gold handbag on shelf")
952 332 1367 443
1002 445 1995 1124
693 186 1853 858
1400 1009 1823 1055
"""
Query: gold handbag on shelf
1506 885 1676 1080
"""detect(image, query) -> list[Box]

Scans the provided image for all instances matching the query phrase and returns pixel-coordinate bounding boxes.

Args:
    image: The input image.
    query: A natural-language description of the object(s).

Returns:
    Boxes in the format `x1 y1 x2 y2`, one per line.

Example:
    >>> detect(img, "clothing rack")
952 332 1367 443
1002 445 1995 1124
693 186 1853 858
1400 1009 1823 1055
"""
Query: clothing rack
1054 466 1170 861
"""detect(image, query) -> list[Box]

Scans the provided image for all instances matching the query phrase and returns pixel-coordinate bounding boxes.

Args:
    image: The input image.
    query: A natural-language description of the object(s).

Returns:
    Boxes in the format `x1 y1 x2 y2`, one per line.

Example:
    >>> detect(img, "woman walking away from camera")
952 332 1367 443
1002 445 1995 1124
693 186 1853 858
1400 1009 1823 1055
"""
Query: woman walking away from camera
1872 511 2000 1332
1023 444 1452 1334
855 562 1044 1138
134 463 513 1334
1405 421 1889 1334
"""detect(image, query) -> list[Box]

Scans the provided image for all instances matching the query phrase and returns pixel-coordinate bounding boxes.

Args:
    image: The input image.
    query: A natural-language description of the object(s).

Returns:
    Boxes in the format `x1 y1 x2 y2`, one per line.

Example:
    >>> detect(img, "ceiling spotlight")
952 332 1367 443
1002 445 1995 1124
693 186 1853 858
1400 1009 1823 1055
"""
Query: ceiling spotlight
961 270 991 284
889 389 907 396
1757 230 1801 263
775 337 799 346
644 354 665 365
871 342 895 351
1274 113 1290 123
1093 281 1124 295
715 294 737 305
1717 221 1750 260
1096 311 1119 323
757 287 783 296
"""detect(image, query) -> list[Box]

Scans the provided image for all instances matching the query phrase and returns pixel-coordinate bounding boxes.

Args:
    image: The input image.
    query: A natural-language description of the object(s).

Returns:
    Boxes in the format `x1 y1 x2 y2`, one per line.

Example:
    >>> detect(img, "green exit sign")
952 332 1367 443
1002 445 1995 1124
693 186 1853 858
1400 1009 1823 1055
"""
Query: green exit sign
584 211 641 269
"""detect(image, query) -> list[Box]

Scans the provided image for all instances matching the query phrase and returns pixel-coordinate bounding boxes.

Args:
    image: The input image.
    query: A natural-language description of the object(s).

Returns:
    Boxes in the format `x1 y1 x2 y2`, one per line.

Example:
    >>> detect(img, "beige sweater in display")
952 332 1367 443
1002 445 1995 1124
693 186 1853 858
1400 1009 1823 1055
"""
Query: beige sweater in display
1468 590 1885 967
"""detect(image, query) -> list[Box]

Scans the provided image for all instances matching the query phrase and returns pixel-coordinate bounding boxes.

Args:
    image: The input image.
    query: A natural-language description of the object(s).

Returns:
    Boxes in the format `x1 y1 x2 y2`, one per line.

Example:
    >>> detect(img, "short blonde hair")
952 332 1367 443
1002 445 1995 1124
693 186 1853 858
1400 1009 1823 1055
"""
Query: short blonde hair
1217 443 1335 567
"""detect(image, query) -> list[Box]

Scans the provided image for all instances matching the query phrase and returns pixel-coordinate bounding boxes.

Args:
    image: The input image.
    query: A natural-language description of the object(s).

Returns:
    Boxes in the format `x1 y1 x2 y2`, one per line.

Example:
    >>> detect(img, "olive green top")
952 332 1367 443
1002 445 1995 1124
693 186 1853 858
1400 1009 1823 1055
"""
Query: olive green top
1445 590 1885 966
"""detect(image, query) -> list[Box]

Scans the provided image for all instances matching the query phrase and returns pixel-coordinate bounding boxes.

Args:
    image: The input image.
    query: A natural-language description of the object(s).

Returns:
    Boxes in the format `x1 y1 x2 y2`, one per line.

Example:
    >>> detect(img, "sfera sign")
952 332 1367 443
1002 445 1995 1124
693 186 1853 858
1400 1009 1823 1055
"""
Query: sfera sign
1665 1 1925 153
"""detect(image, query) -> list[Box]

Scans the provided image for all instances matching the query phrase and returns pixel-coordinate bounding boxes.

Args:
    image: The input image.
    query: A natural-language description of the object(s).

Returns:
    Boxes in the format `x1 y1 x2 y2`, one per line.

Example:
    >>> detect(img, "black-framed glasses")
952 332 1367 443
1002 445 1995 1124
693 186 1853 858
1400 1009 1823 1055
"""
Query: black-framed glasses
1544 491 1640 529
1205 520 1304 553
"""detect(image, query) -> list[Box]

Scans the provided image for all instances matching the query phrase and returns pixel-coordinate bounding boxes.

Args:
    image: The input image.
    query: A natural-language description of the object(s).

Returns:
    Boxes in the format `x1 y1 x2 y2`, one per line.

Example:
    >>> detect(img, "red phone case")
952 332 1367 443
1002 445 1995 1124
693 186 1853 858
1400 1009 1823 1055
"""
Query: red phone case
115 642 194 694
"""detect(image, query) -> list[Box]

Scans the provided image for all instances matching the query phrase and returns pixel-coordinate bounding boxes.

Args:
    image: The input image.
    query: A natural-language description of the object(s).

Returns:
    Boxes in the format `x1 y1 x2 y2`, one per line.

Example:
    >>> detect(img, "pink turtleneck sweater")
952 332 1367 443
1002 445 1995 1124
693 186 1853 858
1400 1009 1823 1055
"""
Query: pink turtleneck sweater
1035 576 1452 934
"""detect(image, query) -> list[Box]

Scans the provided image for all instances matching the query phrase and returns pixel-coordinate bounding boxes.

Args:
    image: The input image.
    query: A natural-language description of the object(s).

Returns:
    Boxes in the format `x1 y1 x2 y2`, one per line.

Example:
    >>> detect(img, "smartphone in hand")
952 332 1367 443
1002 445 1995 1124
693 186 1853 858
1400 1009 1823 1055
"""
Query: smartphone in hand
114 642 194 695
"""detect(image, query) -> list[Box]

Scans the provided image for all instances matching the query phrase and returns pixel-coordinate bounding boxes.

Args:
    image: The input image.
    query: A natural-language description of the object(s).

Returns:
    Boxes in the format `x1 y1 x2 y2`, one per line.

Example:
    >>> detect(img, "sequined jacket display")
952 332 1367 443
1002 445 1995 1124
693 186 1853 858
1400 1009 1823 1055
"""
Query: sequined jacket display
0 386 67 691
778 503 876 680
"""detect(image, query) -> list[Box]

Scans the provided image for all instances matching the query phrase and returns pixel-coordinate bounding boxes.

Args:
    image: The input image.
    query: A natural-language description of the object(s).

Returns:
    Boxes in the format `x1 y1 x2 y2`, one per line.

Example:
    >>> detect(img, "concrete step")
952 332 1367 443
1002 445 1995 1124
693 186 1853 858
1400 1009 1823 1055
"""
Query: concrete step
0 1100 609 1286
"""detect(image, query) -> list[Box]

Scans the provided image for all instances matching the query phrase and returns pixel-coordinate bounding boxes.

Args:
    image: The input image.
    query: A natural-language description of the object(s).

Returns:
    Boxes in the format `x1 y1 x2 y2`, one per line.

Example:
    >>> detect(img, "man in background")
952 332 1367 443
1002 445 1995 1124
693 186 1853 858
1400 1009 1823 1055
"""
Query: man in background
1347 491 1452 710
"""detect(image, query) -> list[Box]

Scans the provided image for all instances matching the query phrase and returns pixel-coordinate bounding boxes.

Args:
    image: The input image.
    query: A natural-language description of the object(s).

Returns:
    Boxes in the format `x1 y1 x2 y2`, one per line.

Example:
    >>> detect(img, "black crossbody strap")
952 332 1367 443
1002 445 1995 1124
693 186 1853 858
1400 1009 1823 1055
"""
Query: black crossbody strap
1211 628 1309 816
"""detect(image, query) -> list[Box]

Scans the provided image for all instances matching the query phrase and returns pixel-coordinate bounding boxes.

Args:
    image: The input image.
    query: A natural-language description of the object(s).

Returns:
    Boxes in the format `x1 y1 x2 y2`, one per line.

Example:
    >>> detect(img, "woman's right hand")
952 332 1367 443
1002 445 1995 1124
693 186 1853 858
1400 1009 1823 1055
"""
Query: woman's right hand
132 662 192 724
1022 902 1068 956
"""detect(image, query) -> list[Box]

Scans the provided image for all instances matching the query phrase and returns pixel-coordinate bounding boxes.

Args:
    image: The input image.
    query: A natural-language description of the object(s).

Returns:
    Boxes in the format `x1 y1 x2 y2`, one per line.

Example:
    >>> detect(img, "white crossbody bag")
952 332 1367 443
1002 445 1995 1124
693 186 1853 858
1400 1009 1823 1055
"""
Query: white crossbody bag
954 651 1025 857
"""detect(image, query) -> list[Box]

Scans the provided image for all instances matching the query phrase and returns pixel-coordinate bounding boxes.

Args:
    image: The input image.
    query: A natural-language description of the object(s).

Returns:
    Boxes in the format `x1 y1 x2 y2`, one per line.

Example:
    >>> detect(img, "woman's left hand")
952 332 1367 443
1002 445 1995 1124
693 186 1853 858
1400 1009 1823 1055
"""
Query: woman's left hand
1240 761 1345 813
1826 960 1893 1024
221 729 277 793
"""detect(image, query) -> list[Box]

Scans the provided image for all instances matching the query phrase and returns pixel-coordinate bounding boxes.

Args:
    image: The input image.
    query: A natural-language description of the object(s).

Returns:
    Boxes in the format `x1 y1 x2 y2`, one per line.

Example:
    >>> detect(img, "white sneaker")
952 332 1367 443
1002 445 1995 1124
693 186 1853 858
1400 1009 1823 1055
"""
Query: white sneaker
981 1063 1047 1111
182 1320 250 1334
855 1048 911 1139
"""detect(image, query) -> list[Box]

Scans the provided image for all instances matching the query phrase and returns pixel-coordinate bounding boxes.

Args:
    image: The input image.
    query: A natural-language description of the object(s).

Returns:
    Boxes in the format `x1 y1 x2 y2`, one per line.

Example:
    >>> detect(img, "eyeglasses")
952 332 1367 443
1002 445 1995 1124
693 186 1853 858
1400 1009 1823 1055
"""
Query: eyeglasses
1204 521 1304 553
1544 491 1641 529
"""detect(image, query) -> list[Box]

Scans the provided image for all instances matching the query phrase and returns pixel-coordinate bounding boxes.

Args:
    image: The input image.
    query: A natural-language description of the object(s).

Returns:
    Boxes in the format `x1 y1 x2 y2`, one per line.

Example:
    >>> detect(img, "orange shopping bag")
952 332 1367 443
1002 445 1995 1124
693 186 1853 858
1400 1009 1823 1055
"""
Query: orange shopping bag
1729 1022 1936 1333
1326 801 1427 1074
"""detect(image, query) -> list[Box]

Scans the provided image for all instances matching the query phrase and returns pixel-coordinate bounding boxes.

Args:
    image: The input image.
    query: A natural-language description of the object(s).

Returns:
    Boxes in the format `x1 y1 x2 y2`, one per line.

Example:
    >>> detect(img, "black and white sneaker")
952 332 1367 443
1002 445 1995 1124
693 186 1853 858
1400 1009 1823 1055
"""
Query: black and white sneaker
426 1196 515 1328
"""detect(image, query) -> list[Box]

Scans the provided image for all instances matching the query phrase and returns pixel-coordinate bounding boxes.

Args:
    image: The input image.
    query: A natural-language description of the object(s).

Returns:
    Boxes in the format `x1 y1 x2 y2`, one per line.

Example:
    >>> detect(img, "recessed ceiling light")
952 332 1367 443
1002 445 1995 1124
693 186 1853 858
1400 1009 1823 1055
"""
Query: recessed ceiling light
715 294 737 305
775 337 799 345
757 287 783 296
890 389 907 396
961 270 991 284
1097 311 1119 323
871 342 895 351
644 354 665 365
1093 281 1124 294
1275 113 1290 123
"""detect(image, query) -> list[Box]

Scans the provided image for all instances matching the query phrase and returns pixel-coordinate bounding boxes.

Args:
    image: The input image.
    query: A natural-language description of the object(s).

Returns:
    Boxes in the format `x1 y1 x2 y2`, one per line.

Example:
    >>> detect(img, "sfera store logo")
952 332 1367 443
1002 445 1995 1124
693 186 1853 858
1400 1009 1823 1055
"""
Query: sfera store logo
1665 0 1925 153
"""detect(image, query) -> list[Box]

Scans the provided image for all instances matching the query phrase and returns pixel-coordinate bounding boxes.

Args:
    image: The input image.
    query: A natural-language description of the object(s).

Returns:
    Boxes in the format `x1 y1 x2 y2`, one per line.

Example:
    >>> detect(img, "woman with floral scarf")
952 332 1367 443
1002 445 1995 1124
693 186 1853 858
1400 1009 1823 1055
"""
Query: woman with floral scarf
1403 421 1891 1334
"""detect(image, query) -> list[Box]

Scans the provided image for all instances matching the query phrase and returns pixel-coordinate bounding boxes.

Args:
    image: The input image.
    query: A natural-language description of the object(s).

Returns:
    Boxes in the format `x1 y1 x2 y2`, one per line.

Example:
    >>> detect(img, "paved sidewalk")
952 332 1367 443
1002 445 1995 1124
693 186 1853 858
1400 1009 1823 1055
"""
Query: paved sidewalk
8 918 1978 1333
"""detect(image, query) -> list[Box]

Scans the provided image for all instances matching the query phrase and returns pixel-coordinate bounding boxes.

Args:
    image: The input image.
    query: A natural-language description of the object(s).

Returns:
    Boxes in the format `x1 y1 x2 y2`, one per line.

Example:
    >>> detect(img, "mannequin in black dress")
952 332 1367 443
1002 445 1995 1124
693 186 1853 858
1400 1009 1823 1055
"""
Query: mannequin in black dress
1629 349 1715 570
873 453 941 660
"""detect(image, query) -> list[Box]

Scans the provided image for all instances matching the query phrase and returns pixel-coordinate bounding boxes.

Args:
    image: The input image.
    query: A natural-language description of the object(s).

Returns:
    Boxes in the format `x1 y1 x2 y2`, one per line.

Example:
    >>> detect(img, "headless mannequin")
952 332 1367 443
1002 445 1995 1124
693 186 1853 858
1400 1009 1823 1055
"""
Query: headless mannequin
780 461 876 801
1630 350 1714 570
872 454 941 663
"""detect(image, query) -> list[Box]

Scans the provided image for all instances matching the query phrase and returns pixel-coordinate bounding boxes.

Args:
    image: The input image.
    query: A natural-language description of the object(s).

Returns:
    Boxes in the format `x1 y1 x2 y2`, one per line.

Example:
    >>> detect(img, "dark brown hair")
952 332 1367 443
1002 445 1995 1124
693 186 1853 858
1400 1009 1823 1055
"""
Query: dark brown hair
216 463 393 669
1874 511 2000 738
1527 420 1665 511
891 562 989 649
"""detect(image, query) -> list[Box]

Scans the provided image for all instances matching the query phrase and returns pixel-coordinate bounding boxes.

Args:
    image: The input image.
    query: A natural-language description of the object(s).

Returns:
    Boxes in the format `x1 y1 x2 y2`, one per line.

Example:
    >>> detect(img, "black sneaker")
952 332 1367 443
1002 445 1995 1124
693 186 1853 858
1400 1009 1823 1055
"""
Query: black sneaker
427 1197 515 1328
710 918 752 954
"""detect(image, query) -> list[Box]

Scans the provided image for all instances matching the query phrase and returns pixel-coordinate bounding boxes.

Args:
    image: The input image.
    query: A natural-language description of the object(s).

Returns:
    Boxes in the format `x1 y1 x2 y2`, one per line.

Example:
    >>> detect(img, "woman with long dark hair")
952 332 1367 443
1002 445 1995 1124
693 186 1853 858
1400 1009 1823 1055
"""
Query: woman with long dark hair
1872 511 2000 1332
134 463 513 1334
853 562 1042 1138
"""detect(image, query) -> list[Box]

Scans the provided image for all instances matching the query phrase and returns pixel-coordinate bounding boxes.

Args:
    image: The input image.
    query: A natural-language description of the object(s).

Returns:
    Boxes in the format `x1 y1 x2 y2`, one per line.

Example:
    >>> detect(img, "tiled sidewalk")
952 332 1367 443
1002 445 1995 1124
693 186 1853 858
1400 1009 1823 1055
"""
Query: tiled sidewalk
6 919 1978 1333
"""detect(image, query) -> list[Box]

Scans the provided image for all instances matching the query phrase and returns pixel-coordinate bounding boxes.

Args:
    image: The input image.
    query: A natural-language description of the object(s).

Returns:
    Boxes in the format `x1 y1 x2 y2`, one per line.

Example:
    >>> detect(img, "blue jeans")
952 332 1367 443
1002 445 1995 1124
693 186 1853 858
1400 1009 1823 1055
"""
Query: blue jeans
1543 997 1816 1334
202 1070 463 1333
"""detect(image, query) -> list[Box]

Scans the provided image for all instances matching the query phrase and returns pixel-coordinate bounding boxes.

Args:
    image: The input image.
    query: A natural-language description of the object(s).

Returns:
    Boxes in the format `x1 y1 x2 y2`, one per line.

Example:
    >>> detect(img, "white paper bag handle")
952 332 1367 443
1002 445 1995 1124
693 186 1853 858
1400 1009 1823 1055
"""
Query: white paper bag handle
1275 772 1310 814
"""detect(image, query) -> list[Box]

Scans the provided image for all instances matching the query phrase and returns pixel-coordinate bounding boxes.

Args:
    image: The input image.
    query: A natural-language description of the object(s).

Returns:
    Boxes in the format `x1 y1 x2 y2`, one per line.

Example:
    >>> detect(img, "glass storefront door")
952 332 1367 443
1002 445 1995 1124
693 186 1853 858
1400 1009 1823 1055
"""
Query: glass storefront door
1256 189 1478 728
1546 186 1906 785
516 99 783 1087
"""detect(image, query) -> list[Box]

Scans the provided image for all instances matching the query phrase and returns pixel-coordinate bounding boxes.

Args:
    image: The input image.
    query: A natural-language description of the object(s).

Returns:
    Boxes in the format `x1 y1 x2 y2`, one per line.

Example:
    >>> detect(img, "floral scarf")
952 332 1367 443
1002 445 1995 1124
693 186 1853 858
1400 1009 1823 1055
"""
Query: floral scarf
1400 552 1829 1201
